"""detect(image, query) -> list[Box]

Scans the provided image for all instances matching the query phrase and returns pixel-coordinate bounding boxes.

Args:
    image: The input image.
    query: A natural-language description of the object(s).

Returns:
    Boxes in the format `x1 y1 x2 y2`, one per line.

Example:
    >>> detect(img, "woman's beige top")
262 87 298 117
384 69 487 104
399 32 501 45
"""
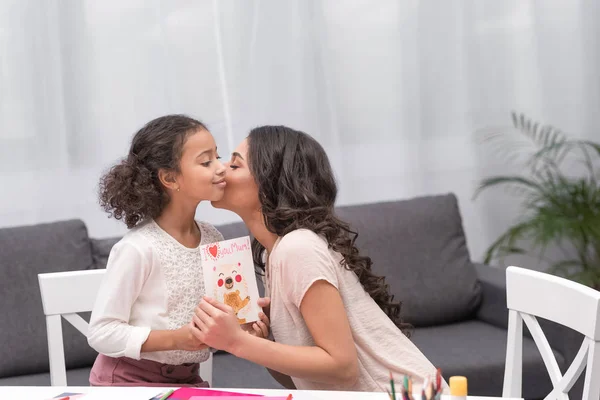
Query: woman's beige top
265 228 447 392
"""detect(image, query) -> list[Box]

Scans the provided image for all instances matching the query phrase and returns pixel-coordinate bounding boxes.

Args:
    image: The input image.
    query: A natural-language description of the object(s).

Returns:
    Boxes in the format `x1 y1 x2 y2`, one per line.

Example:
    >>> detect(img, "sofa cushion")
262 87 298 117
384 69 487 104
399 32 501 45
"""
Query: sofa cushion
0 366 92 387
335 194 481 326
0 353 284 389
0 220 98 378
411 320 564 398
217 221 250 241
213 352 283 389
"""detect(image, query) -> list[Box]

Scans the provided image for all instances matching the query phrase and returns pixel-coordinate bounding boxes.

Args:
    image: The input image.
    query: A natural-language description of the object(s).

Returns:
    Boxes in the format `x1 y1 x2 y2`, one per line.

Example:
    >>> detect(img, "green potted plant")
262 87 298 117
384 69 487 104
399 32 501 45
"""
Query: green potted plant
474 112 600 289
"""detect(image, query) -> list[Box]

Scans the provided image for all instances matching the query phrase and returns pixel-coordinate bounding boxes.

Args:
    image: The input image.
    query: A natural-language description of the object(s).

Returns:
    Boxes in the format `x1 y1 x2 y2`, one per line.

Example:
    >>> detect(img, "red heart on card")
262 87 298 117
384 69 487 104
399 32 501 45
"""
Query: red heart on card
208 245 218 258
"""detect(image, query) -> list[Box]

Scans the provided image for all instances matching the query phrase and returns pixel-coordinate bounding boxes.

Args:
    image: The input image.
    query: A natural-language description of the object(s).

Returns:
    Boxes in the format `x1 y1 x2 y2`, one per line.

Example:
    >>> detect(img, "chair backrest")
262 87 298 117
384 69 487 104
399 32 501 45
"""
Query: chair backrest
38 269 213 386
503 266 600 400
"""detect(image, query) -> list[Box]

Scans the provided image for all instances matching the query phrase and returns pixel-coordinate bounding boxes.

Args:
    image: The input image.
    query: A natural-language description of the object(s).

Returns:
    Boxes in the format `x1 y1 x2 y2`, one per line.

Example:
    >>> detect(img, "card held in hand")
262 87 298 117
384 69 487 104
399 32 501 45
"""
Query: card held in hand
200 236 261 324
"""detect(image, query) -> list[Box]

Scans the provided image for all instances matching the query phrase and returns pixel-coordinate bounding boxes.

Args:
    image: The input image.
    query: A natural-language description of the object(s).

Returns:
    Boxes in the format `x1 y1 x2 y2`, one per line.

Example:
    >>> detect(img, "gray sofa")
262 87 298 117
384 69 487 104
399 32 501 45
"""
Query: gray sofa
0 194 584 398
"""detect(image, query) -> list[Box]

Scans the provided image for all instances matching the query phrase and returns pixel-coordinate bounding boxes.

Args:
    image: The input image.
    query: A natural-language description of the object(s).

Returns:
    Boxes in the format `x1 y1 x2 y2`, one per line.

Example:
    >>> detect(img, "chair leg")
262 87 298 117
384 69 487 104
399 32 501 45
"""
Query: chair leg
583 341 600 400
46 315 68 386
503 310 523 398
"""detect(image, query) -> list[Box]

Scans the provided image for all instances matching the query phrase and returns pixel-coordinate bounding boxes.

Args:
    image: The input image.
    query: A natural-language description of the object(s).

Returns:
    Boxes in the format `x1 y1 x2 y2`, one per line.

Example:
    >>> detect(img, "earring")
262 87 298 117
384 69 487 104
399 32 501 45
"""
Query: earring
176 187 180 192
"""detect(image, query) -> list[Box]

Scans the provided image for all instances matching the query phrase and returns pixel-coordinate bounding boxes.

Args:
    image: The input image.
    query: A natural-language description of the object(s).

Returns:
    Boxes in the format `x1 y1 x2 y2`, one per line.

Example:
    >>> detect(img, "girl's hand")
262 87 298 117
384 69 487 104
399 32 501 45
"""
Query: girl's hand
191 296 246 352
242 297 271 339
173 322 208 351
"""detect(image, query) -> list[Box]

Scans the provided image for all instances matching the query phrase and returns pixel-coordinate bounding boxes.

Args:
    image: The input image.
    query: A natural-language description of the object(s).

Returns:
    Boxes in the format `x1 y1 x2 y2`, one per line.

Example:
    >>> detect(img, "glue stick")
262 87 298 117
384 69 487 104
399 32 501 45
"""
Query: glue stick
449 376 467 400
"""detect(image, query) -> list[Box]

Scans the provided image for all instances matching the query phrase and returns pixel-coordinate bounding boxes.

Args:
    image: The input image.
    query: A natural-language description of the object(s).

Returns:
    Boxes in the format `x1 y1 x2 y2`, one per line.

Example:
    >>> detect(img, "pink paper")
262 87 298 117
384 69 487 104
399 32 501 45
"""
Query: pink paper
169 388 263 399
189 397 289 400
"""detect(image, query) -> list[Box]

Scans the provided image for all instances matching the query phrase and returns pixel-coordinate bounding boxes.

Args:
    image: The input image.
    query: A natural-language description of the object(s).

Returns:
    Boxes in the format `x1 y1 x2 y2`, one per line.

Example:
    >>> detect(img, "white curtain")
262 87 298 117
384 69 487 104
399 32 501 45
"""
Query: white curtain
1 0 599 265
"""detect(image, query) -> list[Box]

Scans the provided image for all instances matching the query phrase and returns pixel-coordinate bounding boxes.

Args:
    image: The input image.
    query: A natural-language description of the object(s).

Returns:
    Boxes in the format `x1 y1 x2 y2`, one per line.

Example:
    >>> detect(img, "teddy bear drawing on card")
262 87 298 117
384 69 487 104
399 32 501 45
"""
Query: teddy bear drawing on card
213 262 251 323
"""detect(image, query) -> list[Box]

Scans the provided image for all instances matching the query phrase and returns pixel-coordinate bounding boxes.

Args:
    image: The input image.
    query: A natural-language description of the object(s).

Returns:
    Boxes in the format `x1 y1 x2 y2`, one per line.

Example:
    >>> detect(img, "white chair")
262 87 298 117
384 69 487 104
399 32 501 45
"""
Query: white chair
503 266 600 400
38 269 213 386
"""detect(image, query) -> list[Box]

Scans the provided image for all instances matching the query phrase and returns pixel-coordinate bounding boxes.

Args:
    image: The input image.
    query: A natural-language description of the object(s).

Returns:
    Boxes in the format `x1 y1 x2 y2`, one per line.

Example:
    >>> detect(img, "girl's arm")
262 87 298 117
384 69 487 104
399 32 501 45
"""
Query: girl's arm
192 280 359 386
87 241 205 358
142 323 206 352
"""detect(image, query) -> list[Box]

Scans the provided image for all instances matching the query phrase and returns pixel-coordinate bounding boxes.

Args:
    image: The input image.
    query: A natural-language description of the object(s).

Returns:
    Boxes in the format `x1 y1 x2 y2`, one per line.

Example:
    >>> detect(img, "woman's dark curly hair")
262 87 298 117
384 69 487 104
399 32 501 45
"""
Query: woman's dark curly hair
99 114 207 228
248 126 411 336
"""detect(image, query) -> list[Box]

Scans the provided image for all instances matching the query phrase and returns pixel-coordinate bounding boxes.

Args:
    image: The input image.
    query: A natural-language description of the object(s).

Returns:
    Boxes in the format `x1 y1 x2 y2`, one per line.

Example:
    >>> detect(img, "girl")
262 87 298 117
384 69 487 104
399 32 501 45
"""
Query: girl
191 126 447 392
87 115 268 387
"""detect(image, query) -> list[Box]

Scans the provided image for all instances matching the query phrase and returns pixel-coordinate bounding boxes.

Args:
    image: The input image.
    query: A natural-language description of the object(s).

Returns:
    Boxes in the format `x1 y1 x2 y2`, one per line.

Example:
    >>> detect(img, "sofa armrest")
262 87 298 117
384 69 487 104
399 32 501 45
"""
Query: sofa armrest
474 263 509 330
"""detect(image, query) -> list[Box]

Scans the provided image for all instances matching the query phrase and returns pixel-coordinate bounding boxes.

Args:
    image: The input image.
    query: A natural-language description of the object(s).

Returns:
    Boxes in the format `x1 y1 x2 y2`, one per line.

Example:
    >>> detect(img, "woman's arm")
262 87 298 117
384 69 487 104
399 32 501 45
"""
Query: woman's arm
250 297 296 389
268 368 297 390
192 280 359 386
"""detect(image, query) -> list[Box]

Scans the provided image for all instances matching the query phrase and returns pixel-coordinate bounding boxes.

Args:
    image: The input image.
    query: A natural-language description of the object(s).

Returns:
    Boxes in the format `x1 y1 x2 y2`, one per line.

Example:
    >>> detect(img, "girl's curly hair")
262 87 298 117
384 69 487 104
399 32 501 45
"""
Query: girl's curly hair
247 126 412 337
99 114 206 228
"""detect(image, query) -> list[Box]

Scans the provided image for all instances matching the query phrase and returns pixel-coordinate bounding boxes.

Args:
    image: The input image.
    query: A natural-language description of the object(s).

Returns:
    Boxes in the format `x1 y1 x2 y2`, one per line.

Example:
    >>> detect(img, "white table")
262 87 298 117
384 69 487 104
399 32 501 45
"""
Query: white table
0 386 522 400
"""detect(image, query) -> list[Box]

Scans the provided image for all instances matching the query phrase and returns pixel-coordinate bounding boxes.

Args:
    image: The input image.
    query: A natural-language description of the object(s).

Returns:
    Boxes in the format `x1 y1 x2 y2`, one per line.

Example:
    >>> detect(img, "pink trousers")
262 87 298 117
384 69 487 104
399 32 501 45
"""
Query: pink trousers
89 354 210 387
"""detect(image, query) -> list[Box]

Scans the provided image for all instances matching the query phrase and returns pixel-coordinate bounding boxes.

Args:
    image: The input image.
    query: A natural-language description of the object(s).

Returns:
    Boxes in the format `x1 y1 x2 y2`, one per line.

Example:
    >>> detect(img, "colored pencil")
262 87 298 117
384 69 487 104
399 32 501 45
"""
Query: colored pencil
159 389 175 400
401 376 410 400
386 388 394 400
425 379 433 400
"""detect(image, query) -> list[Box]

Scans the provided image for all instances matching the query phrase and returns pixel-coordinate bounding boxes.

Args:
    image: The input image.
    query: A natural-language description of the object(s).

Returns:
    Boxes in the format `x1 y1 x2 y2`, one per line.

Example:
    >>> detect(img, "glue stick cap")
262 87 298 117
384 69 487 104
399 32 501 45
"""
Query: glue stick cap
449 376 467 396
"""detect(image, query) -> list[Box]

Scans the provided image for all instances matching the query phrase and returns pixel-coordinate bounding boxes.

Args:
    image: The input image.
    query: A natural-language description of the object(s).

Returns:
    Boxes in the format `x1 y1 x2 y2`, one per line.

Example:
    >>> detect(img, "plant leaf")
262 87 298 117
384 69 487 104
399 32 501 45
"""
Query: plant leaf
476 112 600 288
511 111 518 128
483 221 539 263
549 260 584 276
474 176 545 199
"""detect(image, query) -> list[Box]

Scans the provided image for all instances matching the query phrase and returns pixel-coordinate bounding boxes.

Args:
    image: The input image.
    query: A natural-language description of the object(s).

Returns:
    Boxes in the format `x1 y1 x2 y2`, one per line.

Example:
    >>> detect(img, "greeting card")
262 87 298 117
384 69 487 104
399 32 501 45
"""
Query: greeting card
201 236 260 324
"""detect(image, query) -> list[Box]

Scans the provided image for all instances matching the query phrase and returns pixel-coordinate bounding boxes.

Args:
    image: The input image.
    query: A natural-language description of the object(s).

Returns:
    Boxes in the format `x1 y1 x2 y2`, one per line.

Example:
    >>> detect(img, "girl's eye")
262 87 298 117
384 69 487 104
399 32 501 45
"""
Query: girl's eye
202 156 221 167
230 165 239 170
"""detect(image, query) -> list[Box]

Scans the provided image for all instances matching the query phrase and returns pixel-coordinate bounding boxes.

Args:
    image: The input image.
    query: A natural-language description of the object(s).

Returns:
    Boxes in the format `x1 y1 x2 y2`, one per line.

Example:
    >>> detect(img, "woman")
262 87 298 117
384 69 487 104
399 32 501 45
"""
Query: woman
192 126 445 392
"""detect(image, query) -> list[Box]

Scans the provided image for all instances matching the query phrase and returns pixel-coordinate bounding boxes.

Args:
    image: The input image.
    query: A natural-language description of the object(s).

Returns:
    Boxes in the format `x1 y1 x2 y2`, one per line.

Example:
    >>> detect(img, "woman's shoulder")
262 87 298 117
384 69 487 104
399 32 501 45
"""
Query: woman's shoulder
273 229 339 283
276 229 329 255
